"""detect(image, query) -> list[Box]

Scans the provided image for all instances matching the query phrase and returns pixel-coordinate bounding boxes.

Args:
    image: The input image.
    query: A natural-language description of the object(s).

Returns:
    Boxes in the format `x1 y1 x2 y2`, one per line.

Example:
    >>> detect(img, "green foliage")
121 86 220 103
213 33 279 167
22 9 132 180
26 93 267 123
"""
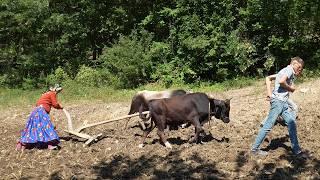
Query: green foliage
0 72 23 88
100 34 153 88
74 65 109 87
147 41 195 87
151 59 195 88
182 35 211 50
242 0 320 71
309 49 320 68
0 75 5 86
21 78 37 90
46 67 70 85
0 0 319 88
151 61 179 87
0 0 50 87
148 42 171 64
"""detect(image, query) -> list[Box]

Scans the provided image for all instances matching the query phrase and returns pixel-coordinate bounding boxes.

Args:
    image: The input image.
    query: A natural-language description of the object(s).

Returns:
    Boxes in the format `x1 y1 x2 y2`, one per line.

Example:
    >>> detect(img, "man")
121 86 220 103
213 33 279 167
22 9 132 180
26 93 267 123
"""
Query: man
260 73 299 127
251 57 305 156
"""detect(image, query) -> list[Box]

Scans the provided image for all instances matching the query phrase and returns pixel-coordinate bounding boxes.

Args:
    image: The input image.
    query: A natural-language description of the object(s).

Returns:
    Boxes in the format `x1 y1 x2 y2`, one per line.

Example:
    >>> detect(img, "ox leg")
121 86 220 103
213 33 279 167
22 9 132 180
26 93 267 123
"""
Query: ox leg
138 120 146 130
157 129 171 149
156 118 172 148
138 122 155 148
190 118 204 144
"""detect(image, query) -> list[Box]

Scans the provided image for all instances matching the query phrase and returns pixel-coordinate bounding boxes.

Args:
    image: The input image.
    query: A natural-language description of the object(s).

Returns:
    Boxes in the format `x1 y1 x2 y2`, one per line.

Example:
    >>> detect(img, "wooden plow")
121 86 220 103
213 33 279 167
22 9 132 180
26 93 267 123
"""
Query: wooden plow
63 109 149 146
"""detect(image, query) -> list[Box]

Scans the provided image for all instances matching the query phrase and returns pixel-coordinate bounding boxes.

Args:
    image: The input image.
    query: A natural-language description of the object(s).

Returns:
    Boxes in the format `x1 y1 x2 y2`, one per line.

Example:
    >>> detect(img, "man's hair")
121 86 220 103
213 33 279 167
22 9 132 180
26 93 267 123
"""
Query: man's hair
290 56 304 66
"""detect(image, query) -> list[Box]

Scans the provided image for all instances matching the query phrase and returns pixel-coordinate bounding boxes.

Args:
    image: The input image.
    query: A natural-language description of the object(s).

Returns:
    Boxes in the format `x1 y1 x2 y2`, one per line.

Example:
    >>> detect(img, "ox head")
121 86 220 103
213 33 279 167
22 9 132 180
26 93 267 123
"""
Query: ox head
209 98 231 123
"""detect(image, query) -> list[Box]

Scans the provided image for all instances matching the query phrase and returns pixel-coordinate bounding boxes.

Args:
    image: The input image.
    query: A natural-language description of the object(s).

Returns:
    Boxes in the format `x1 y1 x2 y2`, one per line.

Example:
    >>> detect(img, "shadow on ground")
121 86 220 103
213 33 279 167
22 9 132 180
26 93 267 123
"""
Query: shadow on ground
91 149 226 179
254 152 319 179
234 136 320 179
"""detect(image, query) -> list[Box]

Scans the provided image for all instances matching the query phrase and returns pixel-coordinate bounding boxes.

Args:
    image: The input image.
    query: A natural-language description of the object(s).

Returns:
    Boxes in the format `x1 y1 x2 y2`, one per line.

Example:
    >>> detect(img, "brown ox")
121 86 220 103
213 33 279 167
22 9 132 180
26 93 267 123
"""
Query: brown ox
138 92 231 148
128 89 188 121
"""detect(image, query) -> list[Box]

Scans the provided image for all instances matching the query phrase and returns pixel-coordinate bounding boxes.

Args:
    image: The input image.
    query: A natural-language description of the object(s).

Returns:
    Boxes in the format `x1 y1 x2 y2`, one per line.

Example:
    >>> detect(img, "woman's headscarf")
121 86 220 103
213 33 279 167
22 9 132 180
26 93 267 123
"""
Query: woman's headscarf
50 84 63 92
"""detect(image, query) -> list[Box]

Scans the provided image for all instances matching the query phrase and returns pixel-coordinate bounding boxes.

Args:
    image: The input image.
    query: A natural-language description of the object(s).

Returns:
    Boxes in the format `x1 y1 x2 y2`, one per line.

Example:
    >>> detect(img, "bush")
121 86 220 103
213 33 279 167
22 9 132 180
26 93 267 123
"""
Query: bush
148 42 172 64
0 75 6 86
151 59 195 88
75 65 107 87
0 72 23 88
21 78 38 90
100 34 152 88
46 67 70 85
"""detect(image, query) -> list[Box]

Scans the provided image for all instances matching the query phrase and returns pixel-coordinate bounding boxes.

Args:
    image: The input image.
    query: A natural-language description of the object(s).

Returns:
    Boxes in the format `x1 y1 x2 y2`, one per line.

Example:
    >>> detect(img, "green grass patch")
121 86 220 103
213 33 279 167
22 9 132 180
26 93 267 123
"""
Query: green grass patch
0 76 268 110
139 77 257 93
1 70 318 110
0 86 137 110
0 88 44 108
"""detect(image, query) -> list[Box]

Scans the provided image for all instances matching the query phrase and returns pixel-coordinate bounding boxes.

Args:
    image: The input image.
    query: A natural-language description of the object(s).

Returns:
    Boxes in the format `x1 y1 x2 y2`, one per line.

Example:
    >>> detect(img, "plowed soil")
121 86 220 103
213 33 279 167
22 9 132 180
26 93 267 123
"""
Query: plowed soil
1 79 319 179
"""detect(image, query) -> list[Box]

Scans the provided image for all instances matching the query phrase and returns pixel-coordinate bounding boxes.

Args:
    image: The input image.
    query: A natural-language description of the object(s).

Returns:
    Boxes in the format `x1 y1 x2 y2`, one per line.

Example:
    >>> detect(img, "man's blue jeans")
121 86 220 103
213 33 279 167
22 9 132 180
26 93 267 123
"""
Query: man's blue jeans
252 99 301 154
261 98 298 125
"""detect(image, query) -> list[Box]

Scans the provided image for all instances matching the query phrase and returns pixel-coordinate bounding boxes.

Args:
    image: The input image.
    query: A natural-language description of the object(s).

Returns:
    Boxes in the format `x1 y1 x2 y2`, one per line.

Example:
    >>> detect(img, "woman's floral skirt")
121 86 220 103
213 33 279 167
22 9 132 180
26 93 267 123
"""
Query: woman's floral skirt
20 106 60 144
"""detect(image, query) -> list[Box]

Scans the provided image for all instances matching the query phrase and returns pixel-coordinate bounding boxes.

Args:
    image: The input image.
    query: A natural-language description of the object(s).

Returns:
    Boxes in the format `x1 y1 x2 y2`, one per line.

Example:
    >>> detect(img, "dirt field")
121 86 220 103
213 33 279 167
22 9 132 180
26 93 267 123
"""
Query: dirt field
1 79 319 179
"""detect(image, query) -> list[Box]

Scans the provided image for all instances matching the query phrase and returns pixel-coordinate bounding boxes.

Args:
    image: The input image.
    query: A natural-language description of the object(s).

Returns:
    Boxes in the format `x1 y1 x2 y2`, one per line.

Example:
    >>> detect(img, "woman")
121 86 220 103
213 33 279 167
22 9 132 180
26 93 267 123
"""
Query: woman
16 84 64 150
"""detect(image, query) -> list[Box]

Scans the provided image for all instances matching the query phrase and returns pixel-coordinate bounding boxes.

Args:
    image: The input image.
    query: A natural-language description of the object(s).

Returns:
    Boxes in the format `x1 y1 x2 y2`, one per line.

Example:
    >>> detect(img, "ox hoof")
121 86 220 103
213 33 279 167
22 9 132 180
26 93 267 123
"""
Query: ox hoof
138 144 145 148
164 141 172 149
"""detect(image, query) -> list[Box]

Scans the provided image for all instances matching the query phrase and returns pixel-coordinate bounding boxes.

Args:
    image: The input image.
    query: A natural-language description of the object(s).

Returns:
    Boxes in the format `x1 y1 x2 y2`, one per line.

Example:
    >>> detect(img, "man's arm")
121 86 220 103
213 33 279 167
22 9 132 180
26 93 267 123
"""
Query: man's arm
265 74 276 98
278 75 295 92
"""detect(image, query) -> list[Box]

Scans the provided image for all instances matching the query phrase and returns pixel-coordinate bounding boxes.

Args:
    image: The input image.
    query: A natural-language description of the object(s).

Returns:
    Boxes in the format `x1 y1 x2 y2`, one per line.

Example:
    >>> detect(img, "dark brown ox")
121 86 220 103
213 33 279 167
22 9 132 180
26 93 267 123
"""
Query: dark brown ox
128 89 187 120
138 92 230 148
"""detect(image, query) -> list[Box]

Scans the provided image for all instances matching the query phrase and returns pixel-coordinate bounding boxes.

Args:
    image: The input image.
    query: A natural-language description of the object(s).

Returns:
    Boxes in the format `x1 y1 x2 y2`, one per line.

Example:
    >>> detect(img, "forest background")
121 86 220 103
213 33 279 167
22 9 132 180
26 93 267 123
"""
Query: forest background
0 0 319 91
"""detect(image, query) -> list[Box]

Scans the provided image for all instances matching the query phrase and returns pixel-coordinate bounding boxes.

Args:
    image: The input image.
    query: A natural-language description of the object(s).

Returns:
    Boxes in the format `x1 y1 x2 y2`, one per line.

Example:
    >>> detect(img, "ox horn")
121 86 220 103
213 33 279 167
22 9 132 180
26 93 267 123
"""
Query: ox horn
208 94 214 99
